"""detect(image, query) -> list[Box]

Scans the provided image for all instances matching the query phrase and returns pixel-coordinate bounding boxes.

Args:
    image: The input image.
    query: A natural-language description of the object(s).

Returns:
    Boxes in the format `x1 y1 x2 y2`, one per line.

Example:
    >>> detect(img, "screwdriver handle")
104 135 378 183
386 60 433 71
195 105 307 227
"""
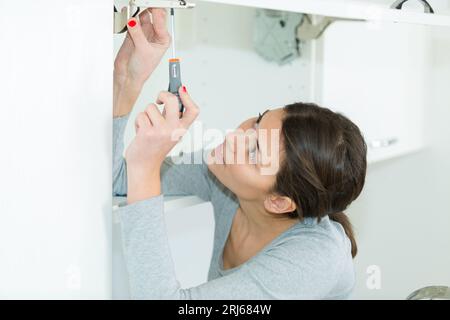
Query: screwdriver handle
168 58 184 113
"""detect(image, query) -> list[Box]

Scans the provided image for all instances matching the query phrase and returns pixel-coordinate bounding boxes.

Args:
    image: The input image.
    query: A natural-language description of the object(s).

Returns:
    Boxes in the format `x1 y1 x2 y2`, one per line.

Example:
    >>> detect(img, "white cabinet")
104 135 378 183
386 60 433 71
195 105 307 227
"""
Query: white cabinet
187 1 448 163
316 21 428 162
149 1 447 162
119 0 450 162
0 0 112 298
198 0 450 26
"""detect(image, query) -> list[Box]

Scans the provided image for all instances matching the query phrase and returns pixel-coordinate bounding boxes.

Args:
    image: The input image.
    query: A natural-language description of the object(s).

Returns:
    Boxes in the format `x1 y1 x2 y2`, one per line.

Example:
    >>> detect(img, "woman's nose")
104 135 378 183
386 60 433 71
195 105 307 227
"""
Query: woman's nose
225 130 257 160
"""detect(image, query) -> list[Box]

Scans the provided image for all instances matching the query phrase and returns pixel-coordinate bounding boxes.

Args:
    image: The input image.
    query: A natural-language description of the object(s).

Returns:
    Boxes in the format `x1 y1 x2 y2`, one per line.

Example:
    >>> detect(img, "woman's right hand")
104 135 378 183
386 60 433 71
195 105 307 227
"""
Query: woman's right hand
114 8 171 117
125 87 199 203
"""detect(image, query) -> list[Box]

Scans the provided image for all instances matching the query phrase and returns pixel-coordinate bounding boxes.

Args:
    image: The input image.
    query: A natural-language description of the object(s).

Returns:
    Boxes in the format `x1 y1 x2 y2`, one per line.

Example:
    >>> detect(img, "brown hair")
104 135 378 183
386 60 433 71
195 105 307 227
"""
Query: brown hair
273 102 367 258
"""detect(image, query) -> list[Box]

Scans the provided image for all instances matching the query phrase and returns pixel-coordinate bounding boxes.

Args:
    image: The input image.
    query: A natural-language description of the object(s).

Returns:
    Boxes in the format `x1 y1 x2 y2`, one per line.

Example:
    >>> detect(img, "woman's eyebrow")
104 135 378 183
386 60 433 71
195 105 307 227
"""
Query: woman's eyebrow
256 109 269 125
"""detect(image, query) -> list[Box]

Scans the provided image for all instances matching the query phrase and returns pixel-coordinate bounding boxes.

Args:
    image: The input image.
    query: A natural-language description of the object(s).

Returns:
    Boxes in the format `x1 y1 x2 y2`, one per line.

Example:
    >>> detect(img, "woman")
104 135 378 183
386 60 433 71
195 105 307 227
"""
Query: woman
113 9 367 299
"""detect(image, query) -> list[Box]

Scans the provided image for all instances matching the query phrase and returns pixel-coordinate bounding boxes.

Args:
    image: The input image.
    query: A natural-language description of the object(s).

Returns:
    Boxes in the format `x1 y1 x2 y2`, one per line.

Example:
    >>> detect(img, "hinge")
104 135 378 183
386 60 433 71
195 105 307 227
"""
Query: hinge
114 0 195 34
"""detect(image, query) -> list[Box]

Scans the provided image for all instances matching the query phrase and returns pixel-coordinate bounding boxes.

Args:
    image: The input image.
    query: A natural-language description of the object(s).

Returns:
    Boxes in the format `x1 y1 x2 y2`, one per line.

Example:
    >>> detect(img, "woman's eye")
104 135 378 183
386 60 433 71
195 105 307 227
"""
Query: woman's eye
249 150 256 164
249 117 260 165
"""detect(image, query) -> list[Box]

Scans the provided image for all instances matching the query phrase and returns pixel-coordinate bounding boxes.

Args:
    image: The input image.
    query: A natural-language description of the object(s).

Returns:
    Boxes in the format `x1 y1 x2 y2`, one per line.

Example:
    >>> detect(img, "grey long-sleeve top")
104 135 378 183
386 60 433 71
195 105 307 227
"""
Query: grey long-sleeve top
113 115 356 299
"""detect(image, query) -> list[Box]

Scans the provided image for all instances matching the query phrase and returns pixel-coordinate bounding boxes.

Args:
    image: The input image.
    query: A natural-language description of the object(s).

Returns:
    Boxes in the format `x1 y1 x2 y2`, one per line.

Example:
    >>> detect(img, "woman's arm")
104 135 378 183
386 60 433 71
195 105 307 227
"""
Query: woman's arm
113 114 213 201
113 9 170 194
112 9 213 201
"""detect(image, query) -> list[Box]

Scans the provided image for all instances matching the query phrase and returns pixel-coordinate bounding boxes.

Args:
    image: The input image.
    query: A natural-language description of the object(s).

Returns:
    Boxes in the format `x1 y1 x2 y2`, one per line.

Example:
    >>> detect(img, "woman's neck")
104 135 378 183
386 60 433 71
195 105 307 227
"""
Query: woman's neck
236 198 298 242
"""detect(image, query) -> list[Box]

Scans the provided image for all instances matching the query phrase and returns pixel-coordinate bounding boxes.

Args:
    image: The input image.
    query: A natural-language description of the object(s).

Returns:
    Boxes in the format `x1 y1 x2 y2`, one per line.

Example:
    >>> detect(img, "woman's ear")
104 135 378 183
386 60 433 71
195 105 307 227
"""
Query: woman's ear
263 195 297 215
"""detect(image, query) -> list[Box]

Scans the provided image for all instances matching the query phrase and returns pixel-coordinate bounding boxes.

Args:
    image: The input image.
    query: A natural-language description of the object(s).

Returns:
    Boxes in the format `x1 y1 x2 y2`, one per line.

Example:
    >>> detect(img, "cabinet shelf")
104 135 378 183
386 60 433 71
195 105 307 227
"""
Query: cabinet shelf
113 196 204 222
198 0 450 27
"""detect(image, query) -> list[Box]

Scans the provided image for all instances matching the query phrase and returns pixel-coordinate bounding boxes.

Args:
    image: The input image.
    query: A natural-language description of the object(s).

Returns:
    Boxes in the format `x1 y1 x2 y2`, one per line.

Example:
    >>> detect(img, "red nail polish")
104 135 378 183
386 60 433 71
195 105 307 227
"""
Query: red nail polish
182 86 187 93
128 19 136 28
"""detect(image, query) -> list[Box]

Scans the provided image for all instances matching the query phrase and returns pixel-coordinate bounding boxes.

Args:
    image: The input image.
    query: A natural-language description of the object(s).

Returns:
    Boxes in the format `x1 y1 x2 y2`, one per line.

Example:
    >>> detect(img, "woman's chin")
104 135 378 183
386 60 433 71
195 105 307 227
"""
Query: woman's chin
206 149 214 166
207 144 224 165
207 149 225 176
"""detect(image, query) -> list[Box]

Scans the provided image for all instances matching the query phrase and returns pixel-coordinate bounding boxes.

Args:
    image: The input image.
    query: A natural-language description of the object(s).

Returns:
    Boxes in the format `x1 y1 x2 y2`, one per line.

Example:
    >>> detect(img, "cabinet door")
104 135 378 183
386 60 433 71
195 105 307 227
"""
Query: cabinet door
316 21 427 162
0 0 112 298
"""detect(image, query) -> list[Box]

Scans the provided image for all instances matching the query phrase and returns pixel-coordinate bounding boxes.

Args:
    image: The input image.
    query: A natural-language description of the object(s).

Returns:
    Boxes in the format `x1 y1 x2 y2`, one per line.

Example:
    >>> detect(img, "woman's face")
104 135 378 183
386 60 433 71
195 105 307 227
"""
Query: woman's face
207 108 285 201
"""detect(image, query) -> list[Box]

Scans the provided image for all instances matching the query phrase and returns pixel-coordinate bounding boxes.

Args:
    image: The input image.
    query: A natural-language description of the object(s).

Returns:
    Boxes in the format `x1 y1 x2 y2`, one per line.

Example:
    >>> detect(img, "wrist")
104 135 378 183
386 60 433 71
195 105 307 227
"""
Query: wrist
127 165 162 204
113 77 144 117
113 70 144 88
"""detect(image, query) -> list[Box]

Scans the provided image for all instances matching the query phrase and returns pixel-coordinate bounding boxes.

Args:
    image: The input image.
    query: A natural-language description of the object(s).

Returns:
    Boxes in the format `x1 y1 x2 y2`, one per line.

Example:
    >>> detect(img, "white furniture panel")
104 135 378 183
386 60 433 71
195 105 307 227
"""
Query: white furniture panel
0 0 112 298
198 0 450 26
316 21 428 162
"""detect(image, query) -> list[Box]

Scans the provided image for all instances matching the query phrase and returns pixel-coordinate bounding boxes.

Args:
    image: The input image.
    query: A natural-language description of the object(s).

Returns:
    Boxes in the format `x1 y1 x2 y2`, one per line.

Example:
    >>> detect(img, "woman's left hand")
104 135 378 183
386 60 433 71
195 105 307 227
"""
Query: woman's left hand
125 88 199 203
113 8 171 117
114 8 171 87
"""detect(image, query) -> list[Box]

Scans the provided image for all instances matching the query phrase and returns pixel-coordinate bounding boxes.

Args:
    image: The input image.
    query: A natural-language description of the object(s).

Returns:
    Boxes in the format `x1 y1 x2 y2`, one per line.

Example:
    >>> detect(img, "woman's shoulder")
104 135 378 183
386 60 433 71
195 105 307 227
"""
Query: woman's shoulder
245 216 355 299
269 216 352 262
282 215 352 254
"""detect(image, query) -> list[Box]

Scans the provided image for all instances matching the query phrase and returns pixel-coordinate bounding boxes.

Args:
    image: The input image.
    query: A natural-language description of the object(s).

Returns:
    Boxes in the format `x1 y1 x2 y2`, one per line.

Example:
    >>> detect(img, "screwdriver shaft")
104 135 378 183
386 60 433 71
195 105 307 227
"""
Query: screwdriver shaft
170 8 176 59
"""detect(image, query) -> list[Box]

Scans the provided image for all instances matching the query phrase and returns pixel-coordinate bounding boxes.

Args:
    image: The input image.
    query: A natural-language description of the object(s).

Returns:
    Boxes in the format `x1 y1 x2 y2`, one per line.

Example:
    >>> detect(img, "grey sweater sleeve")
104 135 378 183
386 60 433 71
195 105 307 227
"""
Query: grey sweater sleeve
113 115 129 196
113 115 213 201
118 197 344 300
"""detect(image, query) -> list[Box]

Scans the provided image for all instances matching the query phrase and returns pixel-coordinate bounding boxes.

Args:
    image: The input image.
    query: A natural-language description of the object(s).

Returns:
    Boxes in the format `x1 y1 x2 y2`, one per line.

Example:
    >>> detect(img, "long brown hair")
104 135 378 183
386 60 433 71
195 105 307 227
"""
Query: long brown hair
273 102 367 258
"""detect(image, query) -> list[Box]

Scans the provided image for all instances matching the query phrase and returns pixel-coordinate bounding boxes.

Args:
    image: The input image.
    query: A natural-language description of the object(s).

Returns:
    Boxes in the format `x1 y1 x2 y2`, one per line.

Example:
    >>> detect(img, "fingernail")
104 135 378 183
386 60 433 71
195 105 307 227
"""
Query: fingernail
128 19 136 28
182 85 187 93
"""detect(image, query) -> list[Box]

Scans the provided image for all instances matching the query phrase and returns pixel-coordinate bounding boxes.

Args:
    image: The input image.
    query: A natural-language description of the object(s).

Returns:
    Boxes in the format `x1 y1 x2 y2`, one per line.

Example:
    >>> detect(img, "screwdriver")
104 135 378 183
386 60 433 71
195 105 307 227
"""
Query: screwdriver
168 8 184 114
